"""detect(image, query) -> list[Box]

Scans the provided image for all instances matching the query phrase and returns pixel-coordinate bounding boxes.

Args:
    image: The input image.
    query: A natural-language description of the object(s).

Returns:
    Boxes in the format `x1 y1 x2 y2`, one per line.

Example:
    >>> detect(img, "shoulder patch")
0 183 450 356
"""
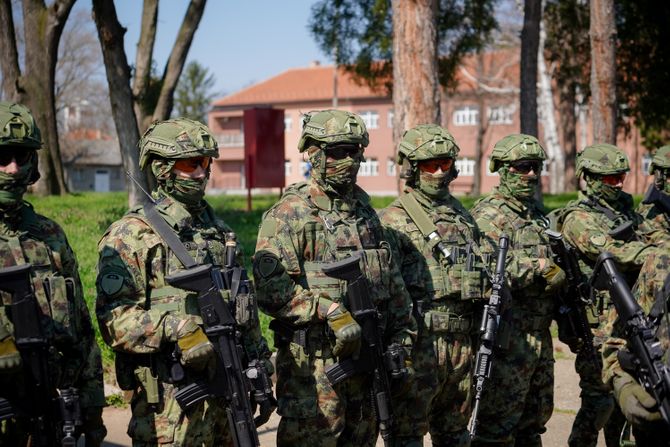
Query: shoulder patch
253 251 282 279
99 268 126 296
590 234 607 247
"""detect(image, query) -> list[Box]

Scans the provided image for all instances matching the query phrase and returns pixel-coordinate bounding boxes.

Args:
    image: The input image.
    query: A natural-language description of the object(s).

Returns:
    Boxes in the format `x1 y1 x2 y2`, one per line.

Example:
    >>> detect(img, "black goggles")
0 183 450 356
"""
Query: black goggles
510 160 542 174
0 149 34 167
324 144 362 160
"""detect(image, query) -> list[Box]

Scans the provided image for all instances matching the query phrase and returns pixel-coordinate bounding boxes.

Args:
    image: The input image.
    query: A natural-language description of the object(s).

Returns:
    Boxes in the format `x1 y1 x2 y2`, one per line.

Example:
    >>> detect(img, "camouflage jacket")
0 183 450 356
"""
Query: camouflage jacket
555 191 658 279
601 246 670 388
0 203 105 409
637 201 670 241
254 180 416 348
96 195 270 379
378 187 490 321
470 189 557 328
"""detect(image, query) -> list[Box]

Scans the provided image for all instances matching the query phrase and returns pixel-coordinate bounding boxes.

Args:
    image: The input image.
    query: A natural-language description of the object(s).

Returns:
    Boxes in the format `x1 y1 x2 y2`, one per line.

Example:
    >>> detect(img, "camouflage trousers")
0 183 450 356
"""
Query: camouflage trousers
390 321 474 447
471 328 554 447
568 349 615 447
275 340 377 447
128 381 232 446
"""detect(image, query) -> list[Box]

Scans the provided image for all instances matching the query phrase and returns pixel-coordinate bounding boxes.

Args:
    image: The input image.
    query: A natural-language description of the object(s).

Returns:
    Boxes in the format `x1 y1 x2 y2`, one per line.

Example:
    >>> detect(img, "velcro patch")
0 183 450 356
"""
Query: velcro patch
590 234 607 247
254 252 281 279
100 270 125 296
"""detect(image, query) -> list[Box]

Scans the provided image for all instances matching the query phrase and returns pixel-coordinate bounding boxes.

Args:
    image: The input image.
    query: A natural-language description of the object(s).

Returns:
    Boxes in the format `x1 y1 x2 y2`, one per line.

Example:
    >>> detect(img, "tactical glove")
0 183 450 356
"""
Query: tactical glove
176 320 215 372
614 374 663 430
0 335 22 372
541 262 566 293
326 304 362 359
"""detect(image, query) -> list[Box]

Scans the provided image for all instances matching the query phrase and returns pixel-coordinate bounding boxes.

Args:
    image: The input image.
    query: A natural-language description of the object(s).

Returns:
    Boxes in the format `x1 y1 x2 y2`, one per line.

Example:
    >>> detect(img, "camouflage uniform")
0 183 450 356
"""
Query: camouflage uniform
470 134 564 447
378 125 490 447
0 102 106 446
637 145 670 237
554 143 661 447
253 110 416 447
600 245 670 446
96 119 272 446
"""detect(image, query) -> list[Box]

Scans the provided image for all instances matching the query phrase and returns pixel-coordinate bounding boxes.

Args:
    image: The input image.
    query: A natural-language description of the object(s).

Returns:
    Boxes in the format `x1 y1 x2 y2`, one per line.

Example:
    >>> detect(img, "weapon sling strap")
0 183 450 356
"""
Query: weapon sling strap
581 196 628 224
399 192 443 252
143 203 198 269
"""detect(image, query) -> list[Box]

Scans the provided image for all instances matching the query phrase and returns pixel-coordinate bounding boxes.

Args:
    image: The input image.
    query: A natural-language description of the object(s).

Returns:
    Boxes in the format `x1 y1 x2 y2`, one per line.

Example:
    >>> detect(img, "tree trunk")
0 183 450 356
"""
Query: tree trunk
472 53 487 197
152 0 207 122
132 0 158 133
520 0 541 137
559 82 578 190
92 0 148 207
0 0 23 101
589 0 617 144
391 0 440 194
21 0 75 196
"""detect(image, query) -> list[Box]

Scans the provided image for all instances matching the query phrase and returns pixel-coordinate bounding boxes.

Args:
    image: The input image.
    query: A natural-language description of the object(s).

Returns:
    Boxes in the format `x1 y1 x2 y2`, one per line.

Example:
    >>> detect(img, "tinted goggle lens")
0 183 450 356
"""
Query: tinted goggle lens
0 149 33 167
173 157 211 173
601 173 626 186
325 144 362 160
418 158 454 174
510 161 542 174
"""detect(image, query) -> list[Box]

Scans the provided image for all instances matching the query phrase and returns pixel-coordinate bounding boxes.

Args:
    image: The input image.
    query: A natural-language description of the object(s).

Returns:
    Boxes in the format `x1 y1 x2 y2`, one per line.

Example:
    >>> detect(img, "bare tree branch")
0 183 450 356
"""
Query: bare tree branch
0 0 24 101
132 0 158 132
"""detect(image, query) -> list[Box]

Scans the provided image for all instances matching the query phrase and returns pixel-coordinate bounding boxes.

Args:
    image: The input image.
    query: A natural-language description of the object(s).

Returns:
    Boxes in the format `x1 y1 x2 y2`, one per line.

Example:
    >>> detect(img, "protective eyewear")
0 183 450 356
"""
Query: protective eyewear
173 157 211 173
0 149 33 167
510 160 542 174
325 144 362 160
601 172 626 186
418 158 454 174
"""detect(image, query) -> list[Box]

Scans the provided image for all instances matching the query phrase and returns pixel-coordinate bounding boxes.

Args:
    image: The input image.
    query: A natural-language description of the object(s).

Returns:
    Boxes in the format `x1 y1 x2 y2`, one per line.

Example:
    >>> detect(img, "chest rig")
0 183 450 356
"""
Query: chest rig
399 191 486 304
287 184 392 309
579 196 639 242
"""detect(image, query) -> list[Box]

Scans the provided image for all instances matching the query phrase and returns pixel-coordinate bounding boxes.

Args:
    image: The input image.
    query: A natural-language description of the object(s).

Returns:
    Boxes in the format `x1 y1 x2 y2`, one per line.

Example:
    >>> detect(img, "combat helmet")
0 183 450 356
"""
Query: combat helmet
0 102 42 150
138 118 218 170
649 145 670 174
489 134 546 173
397 124 459 179
297 110 369 153
575 143 629 179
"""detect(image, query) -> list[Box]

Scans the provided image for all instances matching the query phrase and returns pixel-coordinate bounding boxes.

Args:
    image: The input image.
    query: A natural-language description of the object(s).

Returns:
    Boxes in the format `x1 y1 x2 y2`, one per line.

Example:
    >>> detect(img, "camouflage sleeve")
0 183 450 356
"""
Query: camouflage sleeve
95 218 178 354
49 222 106 409
601 305 627 389
473 204 547 291
253 205 322 325
562 209 655 271
635 203 670 244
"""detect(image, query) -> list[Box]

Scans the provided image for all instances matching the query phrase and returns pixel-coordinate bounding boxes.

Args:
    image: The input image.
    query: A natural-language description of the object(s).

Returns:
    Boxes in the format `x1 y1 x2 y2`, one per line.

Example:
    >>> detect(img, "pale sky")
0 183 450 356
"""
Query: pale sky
113 1 326 99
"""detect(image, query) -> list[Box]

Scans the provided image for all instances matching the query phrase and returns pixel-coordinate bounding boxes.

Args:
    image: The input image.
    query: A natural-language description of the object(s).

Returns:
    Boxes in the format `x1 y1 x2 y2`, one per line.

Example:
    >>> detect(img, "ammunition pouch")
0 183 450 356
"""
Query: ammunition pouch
234 290 258 329
424 310 473 334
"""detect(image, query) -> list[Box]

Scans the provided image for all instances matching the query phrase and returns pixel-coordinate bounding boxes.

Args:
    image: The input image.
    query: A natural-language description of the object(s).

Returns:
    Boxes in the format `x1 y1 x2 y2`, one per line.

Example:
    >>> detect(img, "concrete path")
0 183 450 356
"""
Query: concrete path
100 342 606 446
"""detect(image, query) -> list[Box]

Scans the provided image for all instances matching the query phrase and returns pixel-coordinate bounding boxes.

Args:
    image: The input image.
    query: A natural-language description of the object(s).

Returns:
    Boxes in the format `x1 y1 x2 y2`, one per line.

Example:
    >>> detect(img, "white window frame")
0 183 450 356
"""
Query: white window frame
387 158 396 176
358 158 379 176
284 115 292 131
359 111 380 129
387 110 394 128
642 155 652 175
452 105 479 126
284 160 292 176
487 104 515 125
455 158 475 177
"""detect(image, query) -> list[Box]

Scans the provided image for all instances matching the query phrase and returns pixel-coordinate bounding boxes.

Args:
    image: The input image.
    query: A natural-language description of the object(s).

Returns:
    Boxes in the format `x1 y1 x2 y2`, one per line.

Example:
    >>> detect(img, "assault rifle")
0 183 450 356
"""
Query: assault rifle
545 230 599 367
642 184 670 215
469 235 510 439
0 263 82 447
323 253 406 447
591 252 670 427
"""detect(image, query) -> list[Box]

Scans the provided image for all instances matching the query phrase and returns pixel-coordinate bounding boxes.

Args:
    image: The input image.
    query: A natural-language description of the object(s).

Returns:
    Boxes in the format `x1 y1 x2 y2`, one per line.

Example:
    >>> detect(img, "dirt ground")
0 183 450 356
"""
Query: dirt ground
98 341 605 447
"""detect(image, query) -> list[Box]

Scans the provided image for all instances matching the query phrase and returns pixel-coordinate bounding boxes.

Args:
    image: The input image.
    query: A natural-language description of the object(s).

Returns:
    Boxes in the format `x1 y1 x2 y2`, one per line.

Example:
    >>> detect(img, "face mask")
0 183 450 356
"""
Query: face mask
170 176 207 206
418 170 449 200
499 168 538 200
586 178 622 203
0 161 34 207
324 156 360 189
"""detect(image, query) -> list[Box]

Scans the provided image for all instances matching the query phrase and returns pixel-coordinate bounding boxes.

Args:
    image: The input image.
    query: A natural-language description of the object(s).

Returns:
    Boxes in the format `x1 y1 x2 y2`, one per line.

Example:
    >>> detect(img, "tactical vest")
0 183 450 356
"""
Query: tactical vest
0 207 80 386
281 183 392 314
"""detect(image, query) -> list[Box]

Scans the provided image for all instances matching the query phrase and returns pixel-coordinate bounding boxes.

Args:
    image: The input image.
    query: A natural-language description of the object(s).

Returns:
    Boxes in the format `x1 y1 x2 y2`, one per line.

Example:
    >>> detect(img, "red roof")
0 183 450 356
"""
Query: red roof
212 48 520 108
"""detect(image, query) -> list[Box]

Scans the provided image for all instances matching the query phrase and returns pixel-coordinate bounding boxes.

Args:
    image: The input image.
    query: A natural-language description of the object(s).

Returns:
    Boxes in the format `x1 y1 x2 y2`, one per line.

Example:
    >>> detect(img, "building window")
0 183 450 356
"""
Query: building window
642 155 652 175
359 111 379 129
455 158 475 176
452 106 479 126
284 115 292 131
387 157 396 176
387 110 394 128
359 158 379 176
488 105 515 125
285 160 292 176
300 161 311 179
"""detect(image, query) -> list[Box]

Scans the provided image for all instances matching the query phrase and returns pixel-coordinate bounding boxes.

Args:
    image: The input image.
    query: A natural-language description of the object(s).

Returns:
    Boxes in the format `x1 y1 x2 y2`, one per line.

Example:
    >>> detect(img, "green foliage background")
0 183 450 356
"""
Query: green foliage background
28 190 613 370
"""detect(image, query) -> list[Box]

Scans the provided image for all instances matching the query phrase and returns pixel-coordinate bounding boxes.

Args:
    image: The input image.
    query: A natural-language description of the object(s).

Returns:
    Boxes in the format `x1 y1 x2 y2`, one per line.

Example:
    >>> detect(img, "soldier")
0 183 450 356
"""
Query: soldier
600 246 670 445
637 144 670 236
554 143 661 447
253 109 416 446
0 101 106 445
96 118 273 445
378 124 490 447
469 134 565 446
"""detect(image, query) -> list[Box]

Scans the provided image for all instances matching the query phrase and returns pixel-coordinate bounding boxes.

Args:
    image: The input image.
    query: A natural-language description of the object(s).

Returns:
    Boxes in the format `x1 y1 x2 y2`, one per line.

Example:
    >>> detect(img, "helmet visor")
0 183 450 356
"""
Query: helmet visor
418 158 454 174
509 160 542 175
601 172 626 186
172 157 211 173
0 149 33 167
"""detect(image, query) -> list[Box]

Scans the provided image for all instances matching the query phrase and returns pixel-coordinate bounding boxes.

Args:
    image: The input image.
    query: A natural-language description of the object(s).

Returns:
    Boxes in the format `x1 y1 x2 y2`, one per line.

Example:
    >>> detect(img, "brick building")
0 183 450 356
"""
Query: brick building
208 48 652 196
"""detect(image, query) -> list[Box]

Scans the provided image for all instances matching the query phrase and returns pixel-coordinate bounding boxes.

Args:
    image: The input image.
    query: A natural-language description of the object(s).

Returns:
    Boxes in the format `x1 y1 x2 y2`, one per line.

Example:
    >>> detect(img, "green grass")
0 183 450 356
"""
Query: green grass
27 190 586 369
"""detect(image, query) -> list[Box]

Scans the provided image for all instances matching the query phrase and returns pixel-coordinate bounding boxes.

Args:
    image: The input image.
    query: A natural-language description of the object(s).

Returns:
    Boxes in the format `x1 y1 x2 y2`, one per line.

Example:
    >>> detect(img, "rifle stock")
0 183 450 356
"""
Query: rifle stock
469 235 510 439
591 252 670 428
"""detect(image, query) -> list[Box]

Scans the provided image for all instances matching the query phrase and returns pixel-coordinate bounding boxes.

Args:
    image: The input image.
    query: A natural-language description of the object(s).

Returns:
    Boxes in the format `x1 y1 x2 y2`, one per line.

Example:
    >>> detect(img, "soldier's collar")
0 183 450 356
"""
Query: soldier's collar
308 180 367 212
154 195 195 231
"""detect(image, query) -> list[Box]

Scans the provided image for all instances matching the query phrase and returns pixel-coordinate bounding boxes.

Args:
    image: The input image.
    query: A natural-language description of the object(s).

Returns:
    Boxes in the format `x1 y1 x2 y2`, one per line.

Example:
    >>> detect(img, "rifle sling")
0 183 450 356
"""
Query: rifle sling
143 203 198 270
399 192 446 254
